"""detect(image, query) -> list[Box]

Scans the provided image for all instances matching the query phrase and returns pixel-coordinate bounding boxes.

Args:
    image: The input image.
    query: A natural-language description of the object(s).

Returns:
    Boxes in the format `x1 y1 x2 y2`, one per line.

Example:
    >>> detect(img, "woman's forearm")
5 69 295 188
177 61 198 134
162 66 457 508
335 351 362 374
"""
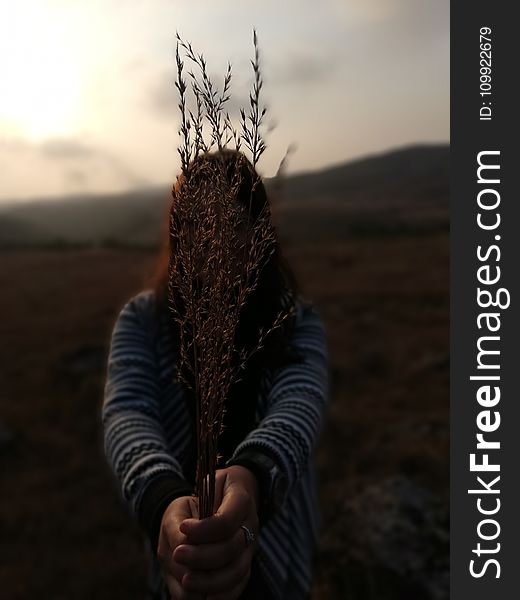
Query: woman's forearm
228 303 329 509
102 297 191 523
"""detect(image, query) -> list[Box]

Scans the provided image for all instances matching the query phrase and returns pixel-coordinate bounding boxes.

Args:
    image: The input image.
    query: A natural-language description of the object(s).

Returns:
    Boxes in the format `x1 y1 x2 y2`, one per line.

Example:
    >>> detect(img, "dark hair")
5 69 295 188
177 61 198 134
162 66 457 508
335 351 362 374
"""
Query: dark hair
151 149 300 473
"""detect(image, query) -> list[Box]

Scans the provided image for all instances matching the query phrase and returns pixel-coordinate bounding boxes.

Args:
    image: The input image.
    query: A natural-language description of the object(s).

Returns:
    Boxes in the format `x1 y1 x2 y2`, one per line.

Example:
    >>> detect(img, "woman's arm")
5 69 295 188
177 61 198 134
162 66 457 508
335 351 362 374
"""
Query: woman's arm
102 293 192 548
227 301 329 516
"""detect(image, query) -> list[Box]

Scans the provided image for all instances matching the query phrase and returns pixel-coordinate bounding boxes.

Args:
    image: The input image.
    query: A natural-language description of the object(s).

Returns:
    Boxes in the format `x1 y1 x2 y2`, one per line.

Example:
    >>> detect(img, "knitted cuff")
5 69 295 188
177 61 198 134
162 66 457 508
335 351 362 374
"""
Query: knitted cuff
227 447 284 527
137 473 193 552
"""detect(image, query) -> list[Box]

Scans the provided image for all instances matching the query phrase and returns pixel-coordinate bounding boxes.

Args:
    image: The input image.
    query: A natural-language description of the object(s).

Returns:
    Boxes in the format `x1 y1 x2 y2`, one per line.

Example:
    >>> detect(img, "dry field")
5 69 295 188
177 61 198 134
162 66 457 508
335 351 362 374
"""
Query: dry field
0 231 449 598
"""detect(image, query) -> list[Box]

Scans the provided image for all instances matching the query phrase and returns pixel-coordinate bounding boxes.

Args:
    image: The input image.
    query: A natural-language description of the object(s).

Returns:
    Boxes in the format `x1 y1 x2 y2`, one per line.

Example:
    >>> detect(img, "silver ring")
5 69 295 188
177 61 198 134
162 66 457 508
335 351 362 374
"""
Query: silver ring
240 524 256 547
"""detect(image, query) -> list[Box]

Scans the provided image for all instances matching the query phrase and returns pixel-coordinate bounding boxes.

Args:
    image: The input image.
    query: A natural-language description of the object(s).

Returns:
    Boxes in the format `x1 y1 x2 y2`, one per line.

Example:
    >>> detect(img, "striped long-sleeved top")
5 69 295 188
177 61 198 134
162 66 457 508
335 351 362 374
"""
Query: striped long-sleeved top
102 289 328 599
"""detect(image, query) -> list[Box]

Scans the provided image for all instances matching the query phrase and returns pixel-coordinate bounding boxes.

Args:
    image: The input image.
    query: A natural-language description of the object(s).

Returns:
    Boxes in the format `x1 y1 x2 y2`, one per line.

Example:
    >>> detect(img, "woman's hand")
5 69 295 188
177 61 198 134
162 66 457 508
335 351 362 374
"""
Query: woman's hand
157 495 204 600
172 466 260 600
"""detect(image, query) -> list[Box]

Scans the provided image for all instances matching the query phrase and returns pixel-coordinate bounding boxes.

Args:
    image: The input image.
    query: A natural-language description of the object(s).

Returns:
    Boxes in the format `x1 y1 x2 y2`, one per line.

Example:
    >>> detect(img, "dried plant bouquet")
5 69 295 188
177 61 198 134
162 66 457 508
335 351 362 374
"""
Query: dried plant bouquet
167 31 291 518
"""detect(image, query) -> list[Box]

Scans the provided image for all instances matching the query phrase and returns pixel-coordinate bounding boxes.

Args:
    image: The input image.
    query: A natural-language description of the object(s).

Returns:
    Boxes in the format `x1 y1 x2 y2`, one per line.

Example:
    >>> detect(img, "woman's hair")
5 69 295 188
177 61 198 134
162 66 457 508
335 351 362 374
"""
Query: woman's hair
151 149 300 471
153 149 298 358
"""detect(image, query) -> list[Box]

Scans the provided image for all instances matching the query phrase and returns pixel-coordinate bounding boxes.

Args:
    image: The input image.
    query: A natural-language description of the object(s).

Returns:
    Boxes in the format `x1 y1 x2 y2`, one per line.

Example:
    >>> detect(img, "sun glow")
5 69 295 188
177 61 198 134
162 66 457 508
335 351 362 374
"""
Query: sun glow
0 2 85 140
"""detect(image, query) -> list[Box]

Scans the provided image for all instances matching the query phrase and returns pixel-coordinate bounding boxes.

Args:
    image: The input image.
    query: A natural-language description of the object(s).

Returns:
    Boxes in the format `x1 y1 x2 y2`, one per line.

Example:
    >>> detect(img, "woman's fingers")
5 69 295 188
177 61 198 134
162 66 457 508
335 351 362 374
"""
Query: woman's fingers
173 525 244 570
181 549 252 595
169 553 188 582
180 488 249 544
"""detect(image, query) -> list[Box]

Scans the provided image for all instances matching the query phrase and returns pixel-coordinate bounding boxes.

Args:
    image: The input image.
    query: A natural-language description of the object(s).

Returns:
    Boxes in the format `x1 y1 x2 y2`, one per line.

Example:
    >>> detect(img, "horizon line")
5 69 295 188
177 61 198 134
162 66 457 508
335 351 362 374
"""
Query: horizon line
0 140 450 207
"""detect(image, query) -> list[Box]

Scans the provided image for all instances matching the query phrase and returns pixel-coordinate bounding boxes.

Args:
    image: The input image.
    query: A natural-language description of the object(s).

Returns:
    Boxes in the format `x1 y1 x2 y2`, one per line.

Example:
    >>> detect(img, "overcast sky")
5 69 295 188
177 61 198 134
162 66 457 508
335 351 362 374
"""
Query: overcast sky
0 0 449 202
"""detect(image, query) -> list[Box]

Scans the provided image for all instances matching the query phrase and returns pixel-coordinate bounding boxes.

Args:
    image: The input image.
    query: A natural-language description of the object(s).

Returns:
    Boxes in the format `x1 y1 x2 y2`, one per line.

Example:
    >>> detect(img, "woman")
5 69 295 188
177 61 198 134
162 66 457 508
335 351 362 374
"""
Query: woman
102 149 329 599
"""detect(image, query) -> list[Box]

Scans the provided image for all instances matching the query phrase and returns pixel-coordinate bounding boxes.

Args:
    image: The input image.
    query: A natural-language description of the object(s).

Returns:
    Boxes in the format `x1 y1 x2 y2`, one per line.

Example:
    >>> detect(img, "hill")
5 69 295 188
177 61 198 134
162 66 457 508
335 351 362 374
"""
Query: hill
0 144 448 247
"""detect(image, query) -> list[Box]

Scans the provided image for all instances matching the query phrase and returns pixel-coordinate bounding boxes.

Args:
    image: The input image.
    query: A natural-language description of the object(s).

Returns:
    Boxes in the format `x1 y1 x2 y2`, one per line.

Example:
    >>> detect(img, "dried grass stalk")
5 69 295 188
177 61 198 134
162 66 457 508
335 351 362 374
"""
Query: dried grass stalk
168 32 291 518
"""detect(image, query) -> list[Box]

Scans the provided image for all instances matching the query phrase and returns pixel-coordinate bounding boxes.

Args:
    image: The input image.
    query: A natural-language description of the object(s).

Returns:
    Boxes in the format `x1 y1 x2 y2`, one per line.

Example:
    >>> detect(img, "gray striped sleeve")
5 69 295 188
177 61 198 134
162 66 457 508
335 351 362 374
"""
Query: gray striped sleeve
102 294 186 514
230 303 329 502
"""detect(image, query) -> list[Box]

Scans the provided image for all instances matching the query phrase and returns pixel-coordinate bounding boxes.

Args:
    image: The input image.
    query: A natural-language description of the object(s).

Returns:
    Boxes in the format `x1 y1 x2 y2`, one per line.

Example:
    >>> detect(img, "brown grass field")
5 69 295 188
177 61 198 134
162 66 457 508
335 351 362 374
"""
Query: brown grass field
0 231 448 598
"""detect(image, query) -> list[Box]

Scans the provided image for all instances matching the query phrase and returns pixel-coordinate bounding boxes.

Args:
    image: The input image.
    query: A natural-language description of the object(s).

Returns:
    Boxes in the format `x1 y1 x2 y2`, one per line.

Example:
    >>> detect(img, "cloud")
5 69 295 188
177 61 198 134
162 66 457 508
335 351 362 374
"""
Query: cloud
63 168 90 190
40 138 95 159
270 53 338 87
329 0 448 42
1 135 150 188
42 139 150 186
100 152 150 188
40 138 148 186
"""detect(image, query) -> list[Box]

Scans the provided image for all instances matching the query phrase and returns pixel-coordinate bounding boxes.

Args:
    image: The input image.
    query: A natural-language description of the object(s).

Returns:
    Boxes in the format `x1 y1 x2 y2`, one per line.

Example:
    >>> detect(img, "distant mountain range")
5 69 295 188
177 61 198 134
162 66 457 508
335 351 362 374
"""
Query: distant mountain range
0 144 448 248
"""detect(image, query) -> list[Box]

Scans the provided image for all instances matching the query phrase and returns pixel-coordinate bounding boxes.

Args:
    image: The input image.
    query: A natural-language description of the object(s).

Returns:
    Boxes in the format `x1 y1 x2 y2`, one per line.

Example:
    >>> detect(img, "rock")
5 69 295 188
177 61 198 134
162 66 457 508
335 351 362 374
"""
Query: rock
318 476 449 600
